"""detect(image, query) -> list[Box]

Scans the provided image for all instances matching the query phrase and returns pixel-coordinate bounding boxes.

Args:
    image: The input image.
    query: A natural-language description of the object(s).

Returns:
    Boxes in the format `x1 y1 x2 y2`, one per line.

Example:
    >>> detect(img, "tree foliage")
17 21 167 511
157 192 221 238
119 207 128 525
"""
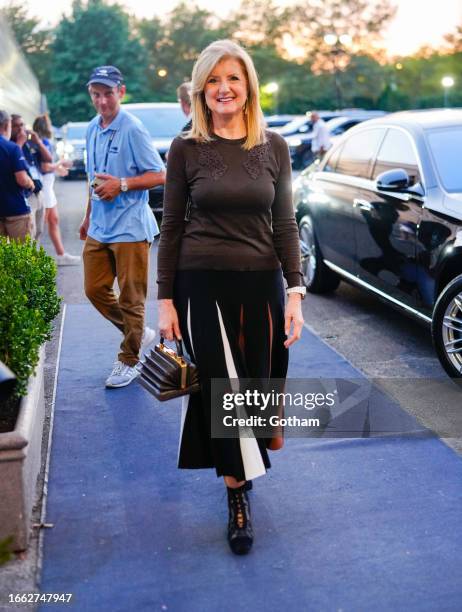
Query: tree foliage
281 0 396 67
2 0 462 123
444 24 462 53
48 0 147 124
138 3 231 101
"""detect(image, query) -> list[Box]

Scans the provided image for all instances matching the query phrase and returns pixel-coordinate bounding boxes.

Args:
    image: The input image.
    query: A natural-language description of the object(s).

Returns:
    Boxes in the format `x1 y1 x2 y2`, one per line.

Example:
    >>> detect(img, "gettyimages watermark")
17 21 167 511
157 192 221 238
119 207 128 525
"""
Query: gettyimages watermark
210 378 448 439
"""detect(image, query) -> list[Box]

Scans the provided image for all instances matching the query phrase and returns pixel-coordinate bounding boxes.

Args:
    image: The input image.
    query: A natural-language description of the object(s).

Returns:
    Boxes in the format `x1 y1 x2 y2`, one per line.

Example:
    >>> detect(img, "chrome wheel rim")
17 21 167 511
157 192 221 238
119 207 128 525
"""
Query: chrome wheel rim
442 292 462 374
299 220 317 287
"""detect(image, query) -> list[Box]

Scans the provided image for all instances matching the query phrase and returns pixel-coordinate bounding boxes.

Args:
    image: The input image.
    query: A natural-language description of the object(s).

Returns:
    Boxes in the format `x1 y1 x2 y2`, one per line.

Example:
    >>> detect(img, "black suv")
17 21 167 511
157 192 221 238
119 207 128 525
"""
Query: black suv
122 103 187 223
293 109 462 379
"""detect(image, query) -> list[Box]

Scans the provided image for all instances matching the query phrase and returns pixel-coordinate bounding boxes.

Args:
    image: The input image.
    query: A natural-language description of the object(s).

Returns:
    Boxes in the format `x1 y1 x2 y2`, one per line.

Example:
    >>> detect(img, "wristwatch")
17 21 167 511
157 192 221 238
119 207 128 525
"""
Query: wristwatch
287 286 306 299
120 177 129 192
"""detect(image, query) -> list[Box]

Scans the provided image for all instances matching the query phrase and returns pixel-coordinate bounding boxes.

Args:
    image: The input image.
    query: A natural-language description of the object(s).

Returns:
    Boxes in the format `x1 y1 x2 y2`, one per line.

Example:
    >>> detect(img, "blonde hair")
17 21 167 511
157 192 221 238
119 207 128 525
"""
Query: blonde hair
186 39 266 150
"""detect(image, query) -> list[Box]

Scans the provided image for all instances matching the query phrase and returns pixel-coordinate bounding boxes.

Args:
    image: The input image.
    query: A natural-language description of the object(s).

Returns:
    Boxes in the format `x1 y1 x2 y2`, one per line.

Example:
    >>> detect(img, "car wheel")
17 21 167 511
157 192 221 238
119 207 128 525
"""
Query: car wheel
432 273 462 378
299 215 340 294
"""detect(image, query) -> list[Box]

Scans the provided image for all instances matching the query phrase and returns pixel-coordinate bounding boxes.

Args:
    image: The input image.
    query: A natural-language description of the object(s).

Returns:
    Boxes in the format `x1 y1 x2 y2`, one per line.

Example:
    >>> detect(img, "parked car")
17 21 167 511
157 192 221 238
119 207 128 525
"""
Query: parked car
122 102 186 160
57 122 88 178
122 102 186 222
287 114 384 170
265 114 297 129
293 109 462 379
275 111 341 137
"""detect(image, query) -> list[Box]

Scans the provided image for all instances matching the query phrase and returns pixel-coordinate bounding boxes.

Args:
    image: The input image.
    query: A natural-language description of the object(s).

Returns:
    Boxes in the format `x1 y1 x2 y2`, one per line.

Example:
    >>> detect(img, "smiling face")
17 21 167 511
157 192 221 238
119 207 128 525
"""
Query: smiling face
204 57 248 121
88 83 125 125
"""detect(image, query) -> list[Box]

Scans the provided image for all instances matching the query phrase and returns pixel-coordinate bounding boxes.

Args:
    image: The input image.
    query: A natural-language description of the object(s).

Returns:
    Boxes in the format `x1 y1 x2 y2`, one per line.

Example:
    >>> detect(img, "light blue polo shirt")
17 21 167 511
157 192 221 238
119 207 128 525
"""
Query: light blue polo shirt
86 109 164 242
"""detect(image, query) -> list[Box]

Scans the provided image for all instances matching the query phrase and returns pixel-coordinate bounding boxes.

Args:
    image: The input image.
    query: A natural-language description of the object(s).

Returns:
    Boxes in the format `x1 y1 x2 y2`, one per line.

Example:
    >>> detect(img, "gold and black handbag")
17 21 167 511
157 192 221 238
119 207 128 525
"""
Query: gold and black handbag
137 336 200 401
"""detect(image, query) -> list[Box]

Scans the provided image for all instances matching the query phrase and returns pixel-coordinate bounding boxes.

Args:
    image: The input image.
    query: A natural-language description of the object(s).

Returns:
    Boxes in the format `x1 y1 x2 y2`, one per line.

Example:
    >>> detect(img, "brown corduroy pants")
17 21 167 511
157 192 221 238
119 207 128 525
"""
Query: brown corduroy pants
83 237 150 366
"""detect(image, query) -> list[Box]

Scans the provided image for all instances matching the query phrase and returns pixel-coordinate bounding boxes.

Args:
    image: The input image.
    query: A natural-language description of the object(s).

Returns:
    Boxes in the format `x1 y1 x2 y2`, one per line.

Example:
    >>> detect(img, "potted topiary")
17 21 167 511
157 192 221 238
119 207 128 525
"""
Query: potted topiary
0 238 61 551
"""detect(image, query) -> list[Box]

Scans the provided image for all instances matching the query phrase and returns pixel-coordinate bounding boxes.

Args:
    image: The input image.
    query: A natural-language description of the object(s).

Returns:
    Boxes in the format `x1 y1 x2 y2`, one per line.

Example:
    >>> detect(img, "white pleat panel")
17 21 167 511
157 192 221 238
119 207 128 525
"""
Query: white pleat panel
187 298 196 361
177 394 189 465
177 299 193 465
215 302 266 481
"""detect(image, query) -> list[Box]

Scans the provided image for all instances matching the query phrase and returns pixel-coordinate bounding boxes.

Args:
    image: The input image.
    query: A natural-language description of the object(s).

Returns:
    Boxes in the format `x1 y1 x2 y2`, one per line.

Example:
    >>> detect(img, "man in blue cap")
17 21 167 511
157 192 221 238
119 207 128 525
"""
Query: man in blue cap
80 65 165 388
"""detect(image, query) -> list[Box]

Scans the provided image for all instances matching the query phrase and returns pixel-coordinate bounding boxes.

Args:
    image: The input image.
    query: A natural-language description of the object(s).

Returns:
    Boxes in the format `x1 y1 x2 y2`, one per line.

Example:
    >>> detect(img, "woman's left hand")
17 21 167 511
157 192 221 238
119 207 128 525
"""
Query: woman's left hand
284 293 304 348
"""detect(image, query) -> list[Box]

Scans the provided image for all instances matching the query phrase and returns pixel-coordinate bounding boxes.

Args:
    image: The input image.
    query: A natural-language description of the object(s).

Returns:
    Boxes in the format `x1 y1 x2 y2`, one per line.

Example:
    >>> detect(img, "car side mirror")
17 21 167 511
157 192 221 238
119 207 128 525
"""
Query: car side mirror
376 169 411 192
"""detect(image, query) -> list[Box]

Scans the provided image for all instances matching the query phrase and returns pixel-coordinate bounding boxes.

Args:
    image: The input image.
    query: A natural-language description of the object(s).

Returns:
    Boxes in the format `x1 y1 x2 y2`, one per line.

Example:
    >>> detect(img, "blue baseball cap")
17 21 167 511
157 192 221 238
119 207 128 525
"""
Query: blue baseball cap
87 65 124 88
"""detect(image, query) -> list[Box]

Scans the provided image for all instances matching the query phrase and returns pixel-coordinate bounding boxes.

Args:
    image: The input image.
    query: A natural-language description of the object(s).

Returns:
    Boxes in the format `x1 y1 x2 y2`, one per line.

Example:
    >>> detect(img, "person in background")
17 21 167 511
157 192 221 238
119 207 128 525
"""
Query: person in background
177 81 192 132
32 114 81 265
0 110 35 240
80 65 165 388
310 111 331 159
10 113 51 242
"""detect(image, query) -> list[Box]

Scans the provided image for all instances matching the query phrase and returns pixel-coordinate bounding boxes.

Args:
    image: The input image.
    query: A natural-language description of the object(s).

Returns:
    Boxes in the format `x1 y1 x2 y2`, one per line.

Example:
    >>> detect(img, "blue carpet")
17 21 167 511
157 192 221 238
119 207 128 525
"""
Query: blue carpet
39 304 462 611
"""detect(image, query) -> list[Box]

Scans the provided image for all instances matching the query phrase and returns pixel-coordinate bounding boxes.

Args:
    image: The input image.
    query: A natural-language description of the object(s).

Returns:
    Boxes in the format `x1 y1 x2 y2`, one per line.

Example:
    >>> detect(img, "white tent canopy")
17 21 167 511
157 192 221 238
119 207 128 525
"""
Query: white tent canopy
0 15 42 124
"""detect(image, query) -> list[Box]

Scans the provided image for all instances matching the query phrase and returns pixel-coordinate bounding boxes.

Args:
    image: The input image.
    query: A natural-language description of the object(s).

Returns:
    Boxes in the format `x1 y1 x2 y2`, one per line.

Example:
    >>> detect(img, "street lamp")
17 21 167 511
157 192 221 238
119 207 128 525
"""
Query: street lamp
339 34 352 46
441 76 455 107
263 82 279 94
262 82 279 113
324 34 338 46
323 33 351 109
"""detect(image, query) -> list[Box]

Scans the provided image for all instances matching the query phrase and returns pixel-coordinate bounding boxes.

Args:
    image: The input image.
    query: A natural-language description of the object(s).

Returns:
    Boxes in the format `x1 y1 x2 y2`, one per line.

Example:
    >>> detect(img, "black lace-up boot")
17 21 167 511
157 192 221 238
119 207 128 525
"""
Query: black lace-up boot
227 484 253 555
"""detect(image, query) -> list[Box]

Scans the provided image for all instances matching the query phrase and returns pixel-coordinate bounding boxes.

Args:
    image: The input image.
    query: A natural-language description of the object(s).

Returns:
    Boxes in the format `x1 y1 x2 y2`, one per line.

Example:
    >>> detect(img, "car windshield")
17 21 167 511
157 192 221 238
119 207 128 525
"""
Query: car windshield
278 116 310 135
66 125 87 139
427 127 462 192
125 107 186 138
325 117 351 132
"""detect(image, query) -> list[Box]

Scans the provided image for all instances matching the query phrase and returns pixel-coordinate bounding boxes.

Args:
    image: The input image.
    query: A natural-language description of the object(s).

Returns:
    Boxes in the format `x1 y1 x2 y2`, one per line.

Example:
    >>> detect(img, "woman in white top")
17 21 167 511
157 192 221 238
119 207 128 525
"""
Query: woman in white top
33 114 81 265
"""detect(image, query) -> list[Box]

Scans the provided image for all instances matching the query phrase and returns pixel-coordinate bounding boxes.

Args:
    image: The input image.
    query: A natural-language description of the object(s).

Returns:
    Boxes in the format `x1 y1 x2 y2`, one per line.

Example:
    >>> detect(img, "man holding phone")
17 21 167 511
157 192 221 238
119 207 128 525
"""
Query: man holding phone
80 65 165 388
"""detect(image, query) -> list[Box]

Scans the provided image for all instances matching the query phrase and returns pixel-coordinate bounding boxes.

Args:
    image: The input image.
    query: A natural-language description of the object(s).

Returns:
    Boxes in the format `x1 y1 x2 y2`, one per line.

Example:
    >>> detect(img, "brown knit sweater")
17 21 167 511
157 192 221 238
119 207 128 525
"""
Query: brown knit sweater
157 130 303 299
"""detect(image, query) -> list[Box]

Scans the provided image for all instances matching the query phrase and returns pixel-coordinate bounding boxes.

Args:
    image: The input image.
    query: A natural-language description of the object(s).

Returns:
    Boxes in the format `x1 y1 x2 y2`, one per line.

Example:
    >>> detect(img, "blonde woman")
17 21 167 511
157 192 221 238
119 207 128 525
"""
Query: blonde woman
32 115 80 265
157 40 304 555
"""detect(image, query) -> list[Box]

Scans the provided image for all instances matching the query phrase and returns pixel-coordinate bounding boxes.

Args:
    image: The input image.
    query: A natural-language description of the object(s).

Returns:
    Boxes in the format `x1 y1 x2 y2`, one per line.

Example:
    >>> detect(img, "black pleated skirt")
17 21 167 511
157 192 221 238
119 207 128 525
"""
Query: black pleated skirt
173 269 288 482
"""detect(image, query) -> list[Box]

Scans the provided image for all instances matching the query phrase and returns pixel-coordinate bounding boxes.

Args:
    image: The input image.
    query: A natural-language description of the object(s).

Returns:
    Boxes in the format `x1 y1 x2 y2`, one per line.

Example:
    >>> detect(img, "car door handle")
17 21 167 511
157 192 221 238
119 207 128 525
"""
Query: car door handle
353 198 375 212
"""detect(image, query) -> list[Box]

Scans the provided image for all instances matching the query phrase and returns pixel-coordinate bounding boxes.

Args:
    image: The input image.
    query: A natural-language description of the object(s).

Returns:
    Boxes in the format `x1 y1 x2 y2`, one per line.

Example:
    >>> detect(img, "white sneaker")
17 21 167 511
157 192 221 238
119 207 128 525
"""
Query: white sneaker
139 326 156 359
56 252 81 266
105 360 139 388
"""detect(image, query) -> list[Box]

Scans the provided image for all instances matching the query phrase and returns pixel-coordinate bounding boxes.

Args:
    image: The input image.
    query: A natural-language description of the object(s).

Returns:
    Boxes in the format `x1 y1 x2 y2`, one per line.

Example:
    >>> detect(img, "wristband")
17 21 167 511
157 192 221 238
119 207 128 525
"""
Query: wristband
287 286 306 299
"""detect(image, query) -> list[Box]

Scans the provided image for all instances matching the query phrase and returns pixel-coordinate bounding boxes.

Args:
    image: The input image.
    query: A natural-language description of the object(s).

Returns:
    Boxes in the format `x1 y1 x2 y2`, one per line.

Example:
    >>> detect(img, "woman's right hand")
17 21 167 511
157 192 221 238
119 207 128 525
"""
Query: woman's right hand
158 299 182 341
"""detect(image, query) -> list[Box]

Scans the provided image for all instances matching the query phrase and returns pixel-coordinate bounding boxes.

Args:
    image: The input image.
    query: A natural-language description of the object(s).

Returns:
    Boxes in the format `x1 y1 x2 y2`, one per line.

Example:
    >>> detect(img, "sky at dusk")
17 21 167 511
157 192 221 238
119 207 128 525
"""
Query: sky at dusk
5 0 462 57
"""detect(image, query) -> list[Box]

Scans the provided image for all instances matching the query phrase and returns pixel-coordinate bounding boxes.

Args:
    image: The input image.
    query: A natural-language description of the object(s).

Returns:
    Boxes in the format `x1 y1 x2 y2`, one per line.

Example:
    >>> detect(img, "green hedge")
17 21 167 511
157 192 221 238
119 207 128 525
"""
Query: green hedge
0 536 13 566
0 238 61 398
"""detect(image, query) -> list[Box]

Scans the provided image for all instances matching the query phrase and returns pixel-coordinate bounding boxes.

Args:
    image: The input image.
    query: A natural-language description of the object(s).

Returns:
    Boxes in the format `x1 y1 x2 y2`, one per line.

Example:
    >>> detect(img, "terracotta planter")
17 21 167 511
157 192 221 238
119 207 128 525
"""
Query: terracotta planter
0 346 45 551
